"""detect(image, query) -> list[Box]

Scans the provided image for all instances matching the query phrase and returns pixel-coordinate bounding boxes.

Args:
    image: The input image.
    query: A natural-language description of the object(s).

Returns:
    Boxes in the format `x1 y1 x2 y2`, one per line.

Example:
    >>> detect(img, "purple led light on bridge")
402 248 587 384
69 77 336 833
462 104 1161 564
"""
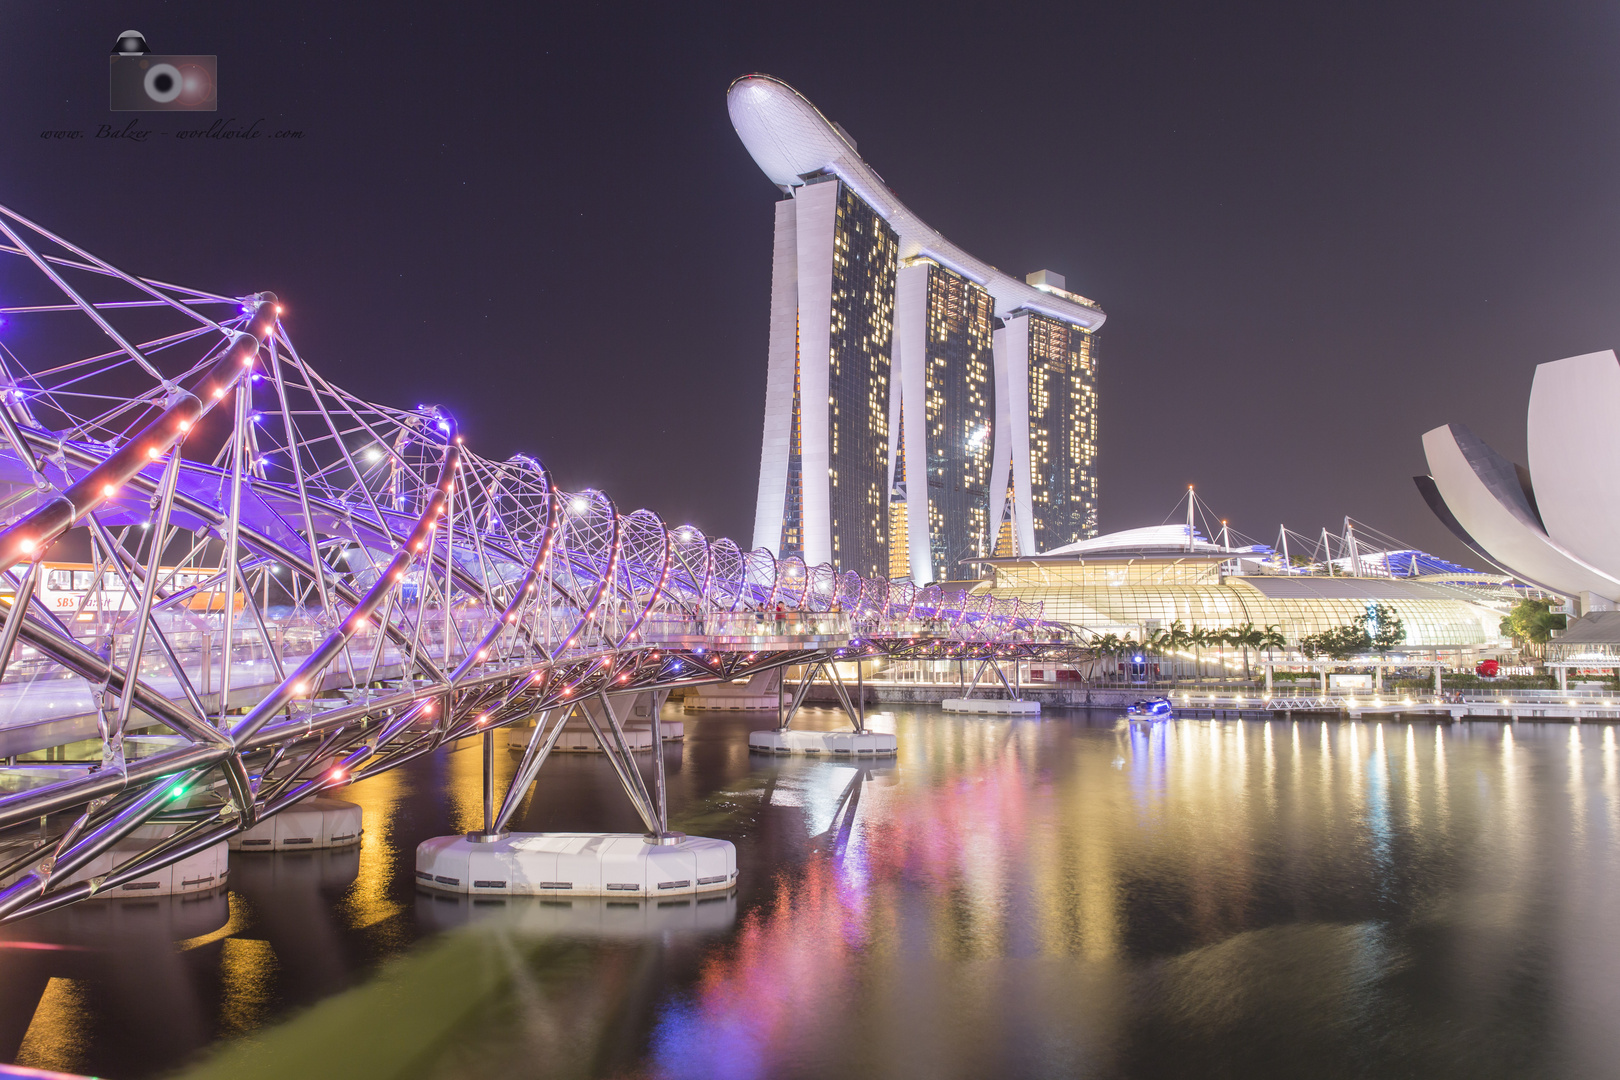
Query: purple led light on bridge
0 196 1063 924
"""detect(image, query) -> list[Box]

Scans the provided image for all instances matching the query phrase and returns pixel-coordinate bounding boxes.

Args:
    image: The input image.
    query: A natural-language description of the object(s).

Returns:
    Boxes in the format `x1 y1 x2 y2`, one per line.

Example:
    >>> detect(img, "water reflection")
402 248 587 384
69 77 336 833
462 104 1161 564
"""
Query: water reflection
5 711 1620 1079
415 889 739 938
228 847 360 1001
335 762 409 937
1568 726 1586 846
1605 727 1619 837
0 889 230 1073
642 714 1620 1078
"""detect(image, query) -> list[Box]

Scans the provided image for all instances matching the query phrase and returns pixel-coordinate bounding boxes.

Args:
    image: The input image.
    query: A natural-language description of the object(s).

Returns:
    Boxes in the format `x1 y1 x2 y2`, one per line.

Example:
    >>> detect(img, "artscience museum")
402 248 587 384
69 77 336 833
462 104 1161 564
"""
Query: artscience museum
1418 349 1620 615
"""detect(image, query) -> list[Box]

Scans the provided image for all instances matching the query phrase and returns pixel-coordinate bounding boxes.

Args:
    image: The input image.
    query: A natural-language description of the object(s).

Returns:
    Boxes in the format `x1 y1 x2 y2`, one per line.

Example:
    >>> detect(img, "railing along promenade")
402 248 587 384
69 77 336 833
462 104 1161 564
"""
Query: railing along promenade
1137 685 1620 721
0 203 1092 922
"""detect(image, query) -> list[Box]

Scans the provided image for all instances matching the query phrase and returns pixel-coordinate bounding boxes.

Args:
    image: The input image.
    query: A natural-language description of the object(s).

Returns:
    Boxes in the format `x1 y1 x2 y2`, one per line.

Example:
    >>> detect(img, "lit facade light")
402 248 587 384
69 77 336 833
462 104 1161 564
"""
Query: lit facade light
732 77 1105 578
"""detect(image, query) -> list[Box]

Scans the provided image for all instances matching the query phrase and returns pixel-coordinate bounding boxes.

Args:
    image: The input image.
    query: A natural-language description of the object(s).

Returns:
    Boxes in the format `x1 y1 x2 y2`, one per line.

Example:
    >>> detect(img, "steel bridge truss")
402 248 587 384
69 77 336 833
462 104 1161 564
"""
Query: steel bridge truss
0 205 1090 922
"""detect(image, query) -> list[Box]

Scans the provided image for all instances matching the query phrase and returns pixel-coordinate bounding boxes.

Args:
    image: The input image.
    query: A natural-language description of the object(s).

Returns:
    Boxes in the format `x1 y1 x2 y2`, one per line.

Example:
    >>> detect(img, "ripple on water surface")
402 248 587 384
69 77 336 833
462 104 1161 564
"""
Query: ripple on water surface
4 710 1620 1079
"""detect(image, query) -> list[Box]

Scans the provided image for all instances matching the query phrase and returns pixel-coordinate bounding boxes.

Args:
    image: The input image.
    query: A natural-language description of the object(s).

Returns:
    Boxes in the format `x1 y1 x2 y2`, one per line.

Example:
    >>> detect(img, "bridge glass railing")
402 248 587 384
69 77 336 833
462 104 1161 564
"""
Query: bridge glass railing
877 617 1073 641
636 611 852 641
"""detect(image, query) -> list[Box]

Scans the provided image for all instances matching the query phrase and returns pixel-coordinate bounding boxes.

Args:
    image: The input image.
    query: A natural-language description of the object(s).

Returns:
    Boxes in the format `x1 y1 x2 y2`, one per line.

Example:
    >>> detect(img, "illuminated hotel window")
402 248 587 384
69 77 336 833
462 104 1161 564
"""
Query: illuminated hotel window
825 183 897 579
922 265 994 578
779 314 804 558
1023 314 1099 552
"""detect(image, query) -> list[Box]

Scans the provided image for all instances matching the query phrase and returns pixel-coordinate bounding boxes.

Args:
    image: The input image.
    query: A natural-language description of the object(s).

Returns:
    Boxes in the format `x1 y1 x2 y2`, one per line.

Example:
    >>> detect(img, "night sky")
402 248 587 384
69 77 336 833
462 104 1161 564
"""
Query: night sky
5 2 1618 563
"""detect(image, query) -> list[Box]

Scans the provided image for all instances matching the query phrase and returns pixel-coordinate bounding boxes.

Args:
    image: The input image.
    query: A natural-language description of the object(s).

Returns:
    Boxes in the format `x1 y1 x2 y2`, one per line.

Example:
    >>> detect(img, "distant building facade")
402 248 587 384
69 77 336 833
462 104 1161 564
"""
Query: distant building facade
974 523 1513 655
991 301 1100 557
755 176 898 578
892 259 996 581
732 74 1105 580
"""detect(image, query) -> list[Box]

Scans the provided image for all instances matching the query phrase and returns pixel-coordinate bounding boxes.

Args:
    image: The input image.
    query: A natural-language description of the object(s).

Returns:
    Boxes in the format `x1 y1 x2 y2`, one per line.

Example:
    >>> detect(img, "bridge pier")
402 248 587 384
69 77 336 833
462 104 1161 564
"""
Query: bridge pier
417 689 736 898
750 657 898 757
482 727 495 835
684 668 781 711
943 659 1040 714
229 797 363 851
48 826 230 898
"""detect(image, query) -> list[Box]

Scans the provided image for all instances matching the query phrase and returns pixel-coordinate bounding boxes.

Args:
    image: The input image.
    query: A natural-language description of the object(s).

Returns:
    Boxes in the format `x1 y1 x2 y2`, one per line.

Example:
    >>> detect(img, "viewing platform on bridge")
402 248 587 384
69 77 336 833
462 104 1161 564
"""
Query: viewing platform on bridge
637 611 854 651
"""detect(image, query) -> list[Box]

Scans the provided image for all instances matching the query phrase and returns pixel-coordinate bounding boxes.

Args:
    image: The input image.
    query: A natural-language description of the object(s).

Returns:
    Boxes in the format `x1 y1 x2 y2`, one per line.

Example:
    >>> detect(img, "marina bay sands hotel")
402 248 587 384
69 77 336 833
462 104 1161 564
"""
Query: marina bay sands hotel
730 74 1105 583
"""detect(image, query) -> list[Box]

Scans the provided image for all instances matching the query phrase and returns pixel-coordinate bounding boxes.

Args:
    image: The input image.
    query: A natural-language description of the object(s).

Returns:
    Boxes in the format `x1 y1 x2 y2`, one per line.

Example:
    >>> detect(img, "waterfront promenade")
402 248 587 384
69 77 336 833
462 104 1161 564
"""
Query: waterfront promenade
808 673 1620 722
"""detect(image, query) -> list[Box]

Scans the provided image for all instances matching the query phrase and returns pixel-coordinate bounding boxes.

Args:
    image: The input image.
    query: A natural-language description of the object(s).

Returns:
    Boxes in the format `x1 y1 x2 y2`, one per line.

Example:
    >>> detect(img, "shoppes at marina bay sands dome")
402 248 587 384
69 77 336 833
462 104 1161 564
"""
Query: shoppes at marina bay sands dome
968 513 1526 664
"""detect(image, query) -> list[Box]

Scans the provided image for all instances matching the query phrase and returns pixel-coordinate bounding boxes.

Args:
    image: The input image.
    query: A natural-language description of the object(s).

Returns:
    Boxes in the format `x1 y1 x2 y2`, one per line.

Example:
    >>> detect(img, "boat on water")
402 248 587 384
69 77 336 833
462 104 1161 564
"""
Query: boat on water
1126 697 1174 720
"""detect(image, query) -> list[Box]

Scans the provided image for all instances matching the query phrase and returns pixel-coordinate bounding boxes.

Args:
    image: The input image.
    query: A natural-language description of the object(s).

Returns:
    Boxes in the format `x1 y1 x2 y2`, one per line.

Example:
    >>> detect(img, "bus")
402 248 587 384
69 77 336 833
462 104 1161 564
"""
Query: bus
3 561 242 618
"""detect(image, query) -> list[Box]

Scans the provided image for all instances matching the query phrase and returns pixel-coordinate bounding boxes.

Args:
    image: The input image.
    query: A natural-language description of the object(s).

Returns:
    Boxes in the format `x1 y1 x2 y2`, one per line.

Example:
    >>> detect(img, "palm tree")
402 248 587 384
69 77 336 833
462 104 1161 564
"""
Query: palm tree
1144 626 1171 683
1230 622 1261 681
1212 626 1236 679
1217 624 1235 678
1205 626 1226 680
1114 635 1141 684
1162 620 1191 681
1187 625 1211 682
1259 625 1286 661
1255 625 1287 684
1092 633 1122 683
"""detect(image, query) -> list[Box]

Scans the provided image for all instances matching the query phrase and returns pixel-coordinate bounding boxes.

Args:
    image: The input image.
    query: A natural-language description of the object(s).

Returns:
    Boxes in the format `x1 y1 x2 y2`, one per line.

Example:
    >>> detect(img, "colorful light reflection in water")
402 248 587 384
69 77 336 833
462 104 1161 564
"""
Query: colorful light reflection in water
6 711 1620 1080
641 714 1620 1080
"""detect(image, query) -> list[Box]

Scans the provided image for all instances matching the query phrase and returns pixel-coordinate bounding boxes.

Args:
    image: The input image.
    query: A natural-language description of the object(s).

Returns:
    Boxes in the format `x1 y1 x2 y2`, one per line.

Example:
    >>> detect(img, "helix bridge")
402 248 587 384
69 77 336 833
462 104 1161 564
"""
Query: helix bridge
0 203 1088 921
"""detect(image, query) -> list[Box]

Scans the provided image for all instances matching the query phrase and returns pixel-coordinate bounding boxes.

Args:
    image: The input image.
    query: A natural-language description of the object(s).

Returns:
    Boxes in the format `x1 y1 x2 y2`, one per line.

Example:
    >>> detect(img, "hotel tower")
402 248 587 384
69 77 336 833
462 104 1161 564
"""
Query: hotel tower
730 74 1106 581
